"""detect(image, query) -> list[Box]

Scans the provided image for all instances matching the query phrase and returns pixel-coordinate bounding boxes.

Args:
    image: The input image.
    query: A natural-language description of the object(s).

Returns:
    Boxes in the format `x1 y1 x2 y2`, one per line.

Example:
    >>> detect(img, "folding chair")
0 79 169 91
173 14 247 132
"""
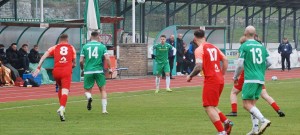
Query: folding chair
116 60 129 79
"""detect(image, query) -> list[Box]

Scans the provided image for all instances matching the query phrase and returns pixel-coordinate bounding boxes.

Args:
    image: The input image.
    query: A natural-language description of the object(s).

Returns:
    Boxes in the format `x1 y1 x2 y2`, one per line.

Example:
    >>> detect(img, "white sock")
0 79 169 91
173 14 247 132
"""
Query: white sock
218 131 226 135
250 114 259 131
250 106 265 123
155 77 160 89
166 76 170 89
85 92 92 99
59 106 65 110
102 99 107 112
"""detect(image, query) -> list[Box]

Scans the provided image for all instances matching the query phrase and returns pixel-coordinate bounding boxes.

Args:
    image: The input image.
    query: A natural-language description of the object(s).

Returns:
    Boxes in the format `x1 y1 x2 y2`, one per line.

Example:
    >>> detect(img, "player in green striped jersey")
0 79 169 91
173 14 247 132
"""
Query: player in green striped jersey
150 35 176 93
80 31 112 114
233 26 272 135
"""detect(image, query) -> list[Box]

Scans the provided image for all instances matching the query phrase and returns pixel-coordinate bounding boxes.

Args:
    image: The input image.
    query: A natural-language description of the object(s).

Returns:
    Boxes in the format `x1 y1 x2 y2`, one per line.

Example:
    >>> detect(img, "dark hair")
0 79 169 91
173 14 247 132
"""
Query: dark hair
59 34 68 40
33 45 38 48
11 43 17 46
283 37 288 40
0 44 4 48
22 44 28 48
194 29 205 38
91 31 99 37
160 35 166 38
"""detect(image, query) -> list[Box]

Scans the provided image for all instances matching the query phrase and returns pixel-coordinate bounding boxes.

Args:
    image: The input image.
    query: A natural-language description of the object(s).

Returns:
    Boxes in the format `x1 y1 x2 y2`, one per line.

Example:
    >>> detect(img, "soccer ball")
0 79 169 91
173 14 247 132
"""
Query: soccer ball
271 76 278 81
137 0 145 4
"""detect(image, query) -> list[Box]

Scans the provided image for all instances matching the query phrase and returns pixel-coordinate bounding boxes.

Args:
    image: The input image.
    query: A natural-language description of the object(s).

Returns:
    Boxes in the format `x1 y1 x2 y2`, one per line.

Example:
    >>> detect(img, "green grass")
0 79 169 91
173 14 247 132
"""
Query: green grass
1 79 300 135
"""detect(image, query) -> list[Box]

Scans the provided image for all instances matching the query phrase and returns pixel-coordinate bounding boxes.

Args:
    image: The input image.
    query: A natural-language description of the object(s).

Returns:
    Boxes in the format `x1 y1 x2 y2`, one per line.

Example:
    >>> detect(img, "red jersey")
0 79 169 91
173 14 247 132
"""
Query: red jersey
47 43 76 74
194 42 226 84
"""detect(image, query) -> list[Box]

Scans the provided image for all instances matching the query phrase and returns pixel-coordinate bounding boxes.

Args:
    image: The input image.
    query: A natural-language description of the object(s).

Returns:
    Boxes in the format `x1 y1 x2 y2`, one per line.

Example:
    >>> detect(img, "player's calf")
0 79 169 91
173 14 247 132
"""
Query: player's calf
87 98 93 111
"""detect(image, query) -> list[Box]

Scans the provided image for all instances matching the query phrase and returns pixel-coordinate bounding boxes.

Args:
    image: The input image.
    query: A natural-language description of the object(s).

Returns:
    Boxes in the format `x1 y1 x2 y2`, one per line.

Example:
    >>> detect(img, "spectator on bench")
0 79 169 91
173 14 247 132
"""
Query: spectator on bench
0 43 20 81
18 44 30 73
29 45 54 84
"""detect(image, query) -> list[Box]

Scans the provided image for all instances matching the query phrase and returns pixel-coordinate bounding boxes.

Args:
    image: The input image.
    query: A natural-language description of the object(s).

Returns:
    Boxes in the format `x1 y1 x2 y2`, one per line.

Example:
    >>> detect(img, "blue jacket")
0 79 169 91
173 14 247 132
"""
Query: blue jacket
278 42 292 55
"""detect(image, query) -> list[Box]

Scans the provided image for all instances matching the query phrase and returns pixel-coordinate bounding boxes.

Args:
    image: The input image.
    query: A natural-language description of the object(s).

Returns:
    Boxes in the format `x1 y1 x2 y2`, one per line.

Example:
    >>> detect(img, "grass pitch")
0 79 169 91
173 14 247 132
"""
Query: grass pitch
0 79 299 135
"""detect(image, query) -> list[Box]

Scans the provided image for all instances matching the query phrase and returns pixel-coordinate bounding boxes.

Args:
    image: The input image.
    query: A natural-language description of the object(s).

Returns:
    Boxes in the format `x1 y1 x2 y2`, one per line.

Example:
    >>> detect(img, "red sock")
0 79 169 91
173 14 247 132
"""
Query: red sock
231 103 237 113
271 102 280 111
58 89 62 102
213 120 224 132
60 94 68 107
219 112 228 123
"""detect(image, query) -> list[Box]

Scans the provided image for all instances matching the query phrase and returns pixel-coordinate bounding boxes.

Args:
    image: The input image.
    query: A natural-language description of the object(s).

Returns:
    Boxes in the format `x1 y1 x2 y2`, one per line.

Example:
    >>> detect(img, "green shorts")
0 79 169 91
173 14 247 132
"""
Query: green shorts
242 83 263 100
156 63 170 76
84 73 106 89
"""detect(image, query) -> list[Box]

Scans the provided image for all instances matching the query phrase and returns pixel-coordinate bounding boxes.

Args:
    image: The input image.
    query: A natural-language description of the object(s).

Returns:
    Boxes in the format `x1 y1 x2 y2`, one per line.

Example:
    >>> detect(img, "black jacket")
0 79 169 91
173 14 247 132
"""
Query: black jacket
18 48 29 58
278 42 292 55
176 38 184 63
166 38 175 58
28 49 40 63
6 47 20 68
0 49 8 64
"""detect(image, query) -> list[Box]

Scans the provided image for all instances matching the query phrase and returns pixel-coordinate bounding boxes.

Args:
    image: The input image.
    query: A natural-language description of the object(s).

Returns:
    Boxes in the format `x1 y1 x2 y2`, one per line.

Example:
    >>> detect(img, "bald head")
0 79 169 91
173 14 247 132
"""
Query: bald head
244 25 256 38
178 34 183 39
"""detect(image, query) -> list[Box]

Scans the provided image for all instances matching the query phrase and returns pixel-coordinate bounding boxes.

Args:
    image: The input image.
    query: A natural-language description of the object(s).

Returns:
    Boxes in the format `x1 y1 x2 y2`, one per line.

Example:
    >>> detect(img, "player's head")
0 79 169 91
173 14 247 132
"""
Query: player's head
33 45 39 51
244 25 256 38
283 37 288 43
239 36 247 44
194 29 205 39
59 34 69 42
160 35 166 44
21 44 29 52
91 31 100 41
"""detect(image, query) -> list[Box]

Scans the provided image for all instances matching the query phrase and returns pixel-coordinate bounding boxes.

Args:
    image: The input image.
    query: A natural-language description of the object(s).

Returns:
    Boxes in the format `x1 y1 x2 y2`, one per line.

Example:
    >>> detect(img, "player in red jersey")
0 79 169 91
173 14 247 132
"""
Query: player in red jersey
226 36 285 117
33 34 76 121
187 30 233 135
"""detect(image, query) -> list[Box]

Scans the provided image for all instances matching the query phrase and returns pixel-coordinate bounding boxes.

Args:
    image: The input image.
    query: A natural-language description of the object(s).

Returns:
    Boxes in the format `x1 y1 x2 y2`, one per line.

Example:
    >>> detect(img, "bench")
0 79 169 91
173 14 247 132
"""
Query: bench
116 67 129 79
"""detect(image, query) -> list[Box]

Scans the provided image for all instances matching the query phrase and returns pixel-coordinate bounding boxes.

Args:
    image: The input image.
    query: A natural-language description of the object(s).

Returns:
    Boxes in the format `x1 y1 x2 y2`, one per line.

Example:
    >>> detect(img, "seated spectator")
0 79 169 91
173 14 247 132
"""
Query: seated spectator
28 45 54 84
0 44 20 81
6 43 22 70
18 44 30 72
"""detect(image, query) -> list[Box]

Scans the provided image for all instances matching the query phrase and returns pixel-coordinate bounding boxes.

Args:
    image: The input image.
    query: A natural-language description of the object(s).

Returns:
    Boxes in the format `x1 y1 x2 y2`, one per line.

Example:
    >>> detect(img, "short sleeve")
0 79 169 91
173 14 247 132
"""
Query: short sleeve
80 46 85 57
265 47 269 58
47 46 56 56
217 48 226 60
239 46 245 59
194 45 204 64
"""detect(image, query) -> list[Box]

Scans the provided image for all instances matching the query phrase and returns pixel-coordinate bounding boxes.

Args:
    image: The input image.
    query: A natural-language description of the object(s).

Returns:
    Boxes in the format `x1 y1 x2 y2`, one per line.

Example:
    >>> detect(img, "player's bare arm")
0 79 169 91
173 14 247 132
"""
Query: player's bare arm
72 58 76 68
104 54 112 73
187 62 202 82
80 56 84 70
266 57 272 69
33 51 50 77
221 56 228 76
233 58 244 84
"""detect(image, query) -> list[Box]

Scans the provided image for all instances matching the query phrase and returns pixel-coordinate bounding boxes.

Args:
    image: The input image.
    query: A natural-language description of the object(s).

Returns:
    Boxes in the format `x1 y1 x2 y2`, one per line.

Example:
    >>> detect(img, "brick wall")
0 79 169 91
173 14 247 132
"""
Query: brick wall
118 43 148 76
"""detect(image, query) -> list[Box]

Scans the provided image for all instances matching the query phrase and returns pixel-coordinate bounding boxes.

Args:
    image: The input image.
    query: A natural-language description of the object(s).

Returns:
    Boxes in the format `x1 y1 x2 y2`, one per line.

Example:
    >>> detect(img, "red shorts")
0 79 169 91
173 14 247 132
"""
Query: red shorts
202 77 224 107
234 73 266 91
53 70 72 90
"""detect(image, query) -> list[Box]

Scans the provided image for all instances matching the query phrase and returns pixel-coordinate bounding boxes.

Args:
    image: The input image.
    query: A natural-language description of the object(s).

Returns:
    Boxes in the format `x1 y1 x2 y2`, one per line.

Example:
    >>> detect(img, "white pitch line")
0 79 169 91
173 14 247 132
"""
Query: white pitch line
0 89 194 111
0 80 299 111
